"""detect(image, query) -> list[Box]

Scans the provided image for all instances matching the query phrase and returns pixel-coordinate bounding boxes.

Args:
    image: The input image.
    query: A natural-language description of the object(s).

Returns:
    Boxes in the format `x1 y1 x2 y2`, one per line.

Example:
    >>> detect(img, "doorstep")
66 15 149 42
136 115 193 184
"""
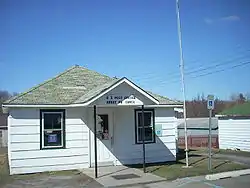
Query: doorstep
80 165 165 187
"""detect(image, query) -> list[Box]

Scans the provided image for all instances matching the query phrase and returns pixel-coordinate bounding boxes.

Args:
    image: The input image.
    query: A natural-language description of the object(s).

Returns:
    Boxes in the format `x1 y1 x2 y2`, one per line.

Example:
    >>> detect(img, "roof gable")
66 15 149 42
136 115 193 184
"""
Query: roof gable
85 78 159 106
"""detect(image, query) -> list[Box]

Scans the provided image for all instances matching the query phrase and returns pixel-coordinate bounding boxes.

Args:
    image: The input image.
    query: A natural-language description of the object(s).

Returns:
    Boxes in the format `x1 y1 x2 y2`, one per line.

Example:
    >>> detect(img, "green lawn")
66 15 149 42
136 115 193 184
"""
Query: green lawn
186 147 250 158
143 148 249 180
216 149 250 157
220 101 250 116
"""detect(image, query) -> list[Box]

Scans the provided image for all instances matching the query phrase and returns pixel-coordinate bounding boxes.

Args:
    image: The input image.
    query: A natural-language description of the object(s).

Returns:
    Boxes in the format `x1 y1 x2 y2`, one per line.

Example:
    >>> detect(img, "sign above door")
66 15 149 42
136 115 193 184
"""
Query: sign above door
105 94 143 105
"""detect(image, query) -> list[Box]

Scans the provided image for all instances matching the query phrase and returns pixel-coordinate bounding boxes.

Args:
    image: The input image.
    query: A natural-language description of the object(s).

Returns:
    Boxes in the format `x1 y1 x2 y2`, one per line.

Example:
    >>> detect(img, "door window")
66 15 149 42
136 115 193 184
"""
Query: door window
98 114 109 140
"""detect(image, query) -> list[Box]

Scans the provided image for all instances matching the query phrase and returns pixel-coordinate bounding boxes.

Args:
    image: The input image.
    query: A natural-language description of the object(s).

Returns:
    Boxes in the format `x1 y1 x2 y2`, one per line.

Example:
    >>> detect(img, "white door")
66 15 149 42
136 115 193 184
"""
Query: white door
90 108 115 166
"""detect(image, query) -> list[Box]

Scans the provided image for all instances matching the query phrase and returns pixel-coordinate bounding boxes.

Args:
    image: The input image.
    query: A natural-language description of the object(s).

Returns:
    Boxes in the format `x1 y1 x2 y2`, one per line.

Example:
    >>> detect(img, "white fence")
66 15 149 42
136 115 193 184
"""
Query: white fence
218 118 250 152
0 129 8 147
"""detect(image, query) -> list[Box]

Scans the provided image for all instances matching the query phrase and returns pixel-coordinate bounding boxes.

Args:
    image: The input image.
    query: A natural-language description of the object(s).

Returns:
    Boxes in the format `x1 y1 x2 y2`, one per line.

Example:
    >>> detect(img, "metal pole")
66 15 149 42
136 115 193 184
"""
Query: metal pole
142 105 146 173
94 105 98 178
176 0 189 167
208 109 212 171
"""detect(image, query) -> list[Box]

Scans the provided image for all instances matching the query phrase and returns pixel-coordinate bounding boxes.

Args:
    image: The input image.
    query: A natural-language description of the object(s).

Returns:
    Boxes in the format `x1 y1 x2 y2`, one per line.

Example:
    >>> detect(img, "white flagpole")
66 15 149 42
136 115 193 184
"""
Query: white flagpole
175 0 189 167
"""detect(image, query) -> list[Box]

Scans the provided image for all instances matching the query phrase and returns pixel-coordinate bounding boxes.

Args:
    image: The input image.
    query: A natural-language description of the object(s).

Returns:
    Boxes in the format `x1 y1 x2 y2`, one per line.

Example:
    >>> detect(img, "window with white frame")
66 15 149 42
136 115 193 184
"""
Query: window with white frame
135 109 155 144
40 110 65 149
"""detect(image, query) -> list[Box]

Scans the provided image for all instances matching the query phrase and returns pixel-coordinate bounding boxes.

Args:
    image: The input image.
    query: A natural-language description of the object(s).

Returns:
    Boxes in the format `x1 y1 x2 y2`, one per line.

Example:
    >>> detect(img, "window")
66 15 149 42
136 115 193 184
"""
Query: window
135 109 155 144
97 114 109 140
40 110 65 149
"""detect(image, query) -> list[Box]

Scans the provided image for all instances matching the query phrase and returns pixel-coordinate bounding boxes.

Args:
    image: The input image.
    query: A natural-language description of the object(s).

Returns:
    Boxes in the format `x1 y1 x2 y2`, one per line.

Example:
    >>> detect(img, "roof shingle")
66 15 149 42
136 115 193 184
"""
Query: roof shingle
4 65 181 105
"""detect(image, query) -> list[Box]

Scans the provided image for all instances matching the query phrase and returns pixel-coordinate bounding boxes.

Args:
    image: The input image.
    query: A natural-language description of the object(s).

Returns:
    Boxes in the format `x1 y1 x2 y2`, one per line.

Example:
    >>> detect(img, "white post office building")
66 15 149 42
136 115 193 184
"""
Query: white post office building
2 65 182 175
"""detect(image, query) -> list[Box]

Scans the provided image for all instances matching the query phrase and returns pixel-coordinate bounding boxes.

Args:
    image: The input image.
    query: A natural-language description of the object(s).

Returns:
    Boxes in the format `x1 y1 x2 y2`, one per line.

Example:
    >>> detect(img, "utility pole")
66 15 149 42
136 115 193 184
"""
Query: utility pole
175 0 189 167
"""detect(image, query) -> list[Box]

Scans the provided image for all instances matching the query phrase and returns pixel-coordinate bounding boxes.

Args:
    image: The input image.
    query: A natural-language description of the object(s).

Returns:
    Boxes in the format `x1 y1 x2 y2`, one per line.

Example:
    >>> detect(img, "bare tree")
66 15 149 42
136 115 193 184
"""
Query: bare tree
0 90 18 113
186 93 244 118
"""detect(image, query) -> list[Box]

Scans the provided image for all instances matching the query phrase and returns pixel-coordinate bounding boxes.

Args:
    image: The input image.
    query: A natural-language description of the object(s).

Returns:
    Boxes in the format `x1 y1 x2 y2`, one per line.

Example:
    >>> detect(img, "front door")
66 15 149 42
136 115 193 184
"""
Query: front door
90 108 114 166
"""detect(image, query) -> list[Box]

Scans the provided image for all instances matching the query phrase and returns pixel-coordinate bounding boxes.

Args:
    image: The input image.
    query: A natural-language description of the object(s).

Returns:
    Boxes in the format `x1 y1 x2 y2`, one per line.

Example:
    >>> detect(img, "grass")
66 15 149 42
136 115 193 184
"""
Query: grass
220 101 250 116
185 147 250 158
217 149 250 157
139 148 249 180
0 149 81 186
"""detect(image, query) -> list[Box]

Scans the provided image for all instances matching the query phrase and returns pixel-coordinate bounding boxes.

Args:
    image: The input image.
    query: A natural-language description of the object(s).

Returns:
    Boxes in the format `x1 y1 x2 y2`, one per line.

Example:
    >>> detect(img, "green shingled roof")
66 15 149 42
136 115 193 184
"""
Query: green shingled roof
4 65 181 105
219 102 250 116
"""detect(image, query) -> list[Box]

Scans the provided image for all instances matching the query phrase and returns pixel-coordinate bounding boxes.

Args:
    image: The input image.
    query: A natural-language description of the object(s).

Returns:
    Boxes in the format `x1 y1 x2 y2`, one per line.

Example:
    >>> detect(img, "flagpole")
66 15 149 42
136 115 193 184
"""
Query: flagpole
175 0 189 167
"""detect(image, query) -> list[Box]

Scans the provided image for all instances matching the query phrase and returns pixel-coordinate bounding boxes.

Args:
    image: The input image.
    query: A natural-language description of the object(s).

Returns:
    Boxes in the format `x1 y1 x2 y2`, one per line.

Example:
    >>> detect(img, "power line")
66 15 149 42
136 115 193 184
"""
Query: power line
184 55 249 76
191 61 250 79
132 55 250 84
155 60 250 86
131 53 250 84
130 47 250 81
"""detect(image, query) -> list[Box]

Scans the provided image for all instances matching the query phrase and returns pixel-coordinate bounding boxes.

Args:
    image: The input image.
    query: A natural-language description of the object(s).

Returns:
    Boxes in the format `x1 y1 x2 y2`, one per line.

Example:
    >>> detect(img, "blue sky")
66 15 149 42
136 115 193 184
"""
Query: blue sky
1 0 250 100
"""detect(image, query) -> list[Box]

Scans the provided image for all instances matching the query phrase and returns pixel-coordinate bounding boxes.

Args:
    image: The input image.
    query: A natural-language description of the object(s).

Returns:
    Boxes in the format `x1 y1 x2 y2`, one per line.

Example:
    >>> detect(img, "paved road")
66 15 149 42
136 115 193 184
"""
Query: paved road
119 175 250 188
213 153 250 167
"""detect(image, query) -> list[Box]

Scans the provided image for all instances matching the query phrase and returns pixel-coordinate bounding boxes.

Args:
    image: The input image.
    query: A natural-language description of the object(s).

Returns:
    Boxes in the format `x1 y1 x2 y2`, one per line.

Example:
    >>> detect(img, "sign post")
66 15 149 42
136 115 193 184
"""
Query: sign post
207 95 214 171
94 105 98 178
141 105 146 173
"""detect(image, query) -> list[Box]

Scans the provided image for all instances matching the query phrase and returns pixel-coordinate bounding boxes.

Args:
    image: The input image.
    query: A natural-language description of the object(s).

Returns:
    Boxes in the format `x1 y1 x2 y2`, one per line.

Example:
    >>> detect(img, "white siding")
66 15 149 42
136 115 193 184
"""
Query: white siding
218 119 250 152
8 108 89 175
113 107 176 165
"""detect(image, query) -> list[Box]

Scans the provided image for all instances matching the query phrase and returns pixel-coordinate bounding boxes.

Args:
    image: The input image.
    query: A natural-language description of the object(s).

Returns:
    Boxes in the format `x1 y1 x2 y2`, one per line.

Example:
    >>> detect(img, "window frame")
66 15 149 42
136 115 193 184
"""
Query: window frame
40 109 66 150
134 109 155 144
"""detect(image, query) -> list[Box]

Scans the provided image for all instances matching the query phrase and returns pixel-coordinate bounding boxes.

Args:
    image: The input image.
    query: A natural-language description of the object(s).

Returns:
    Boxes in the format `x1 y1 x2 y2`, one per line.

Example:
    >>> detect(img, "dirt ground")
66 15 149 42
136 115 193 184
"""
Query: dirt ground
0 147 102 188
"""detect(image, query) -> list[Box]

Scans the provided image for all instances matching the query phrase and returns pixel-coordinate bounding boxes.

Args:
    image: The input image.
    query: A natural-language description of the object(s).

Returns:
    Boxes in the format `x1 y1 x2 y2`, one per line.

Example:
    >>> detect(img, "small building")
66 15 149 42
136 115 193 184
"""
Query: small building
2 65 182 175
177 118 218 148
218 102 250 152
0 114 8 147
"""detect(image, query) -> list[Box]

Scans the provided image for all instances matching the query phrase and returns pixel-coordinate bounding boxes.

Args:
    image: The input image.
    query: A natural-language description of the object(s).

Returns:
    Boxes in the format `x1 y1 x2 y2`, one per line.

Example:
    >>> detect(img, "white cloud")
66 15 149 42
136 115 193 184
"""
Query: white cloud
204 15 240 24
219 15 240 22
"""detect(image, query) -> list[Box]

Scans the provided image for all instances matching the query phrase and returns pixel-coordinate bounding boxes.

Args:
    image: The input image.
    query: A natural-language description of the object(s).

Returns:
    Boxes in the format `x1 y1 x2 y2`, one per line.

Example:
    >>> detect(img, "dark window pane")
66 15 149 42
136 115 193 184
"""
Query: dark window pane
138 113 142 127
44 113 62 129
98 115 109 140
144 113 152 126
138 112 152 127
138 128 142 141
44 130 62 146
138 127 153 142
145 127 153 141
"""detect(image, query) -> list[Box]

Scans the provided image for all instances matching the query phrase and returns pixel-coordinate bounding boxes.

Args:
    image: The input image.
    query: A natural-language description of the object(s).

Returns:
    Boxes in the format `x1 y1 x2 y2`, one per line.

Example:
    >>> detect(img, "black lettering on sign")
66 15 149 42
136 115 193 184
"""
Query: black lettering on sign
125 100 135 104
129 95 135 99
114 96 123 100
106 101 117 104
